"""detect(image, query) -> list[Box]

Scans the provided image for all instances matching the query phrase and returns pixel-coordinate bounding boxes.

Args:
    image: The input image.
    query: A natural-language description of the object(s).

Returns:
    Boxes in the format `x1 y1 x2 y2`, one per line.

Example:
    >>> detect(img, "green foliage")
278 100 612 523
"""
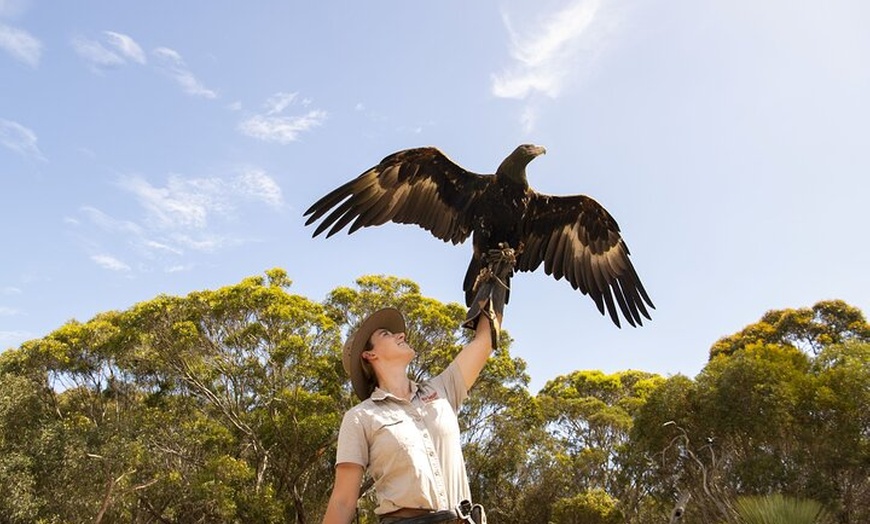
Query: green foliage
551 488 623 524
633 303 870 524
536 370 664 521
710 300 870 358
1 277 867 524
0 269 341 522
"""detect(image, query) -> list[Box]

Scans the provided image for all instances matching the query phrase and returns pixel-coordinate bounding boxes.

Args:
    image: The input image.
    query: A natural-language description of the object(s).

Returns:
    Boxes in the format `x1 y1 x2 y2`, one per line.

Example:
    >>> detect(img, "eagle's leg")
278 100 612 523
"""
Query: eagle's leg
462 243 517 346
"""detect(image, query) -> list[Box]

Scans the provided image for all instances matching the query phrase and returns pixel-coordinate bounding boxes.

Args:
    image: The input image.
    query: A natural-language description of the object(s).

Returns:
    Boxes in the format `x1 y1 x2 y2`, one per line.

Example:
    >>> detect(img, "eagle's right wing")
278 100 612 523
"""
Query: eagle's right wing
304 147 489 245
517 192 654 327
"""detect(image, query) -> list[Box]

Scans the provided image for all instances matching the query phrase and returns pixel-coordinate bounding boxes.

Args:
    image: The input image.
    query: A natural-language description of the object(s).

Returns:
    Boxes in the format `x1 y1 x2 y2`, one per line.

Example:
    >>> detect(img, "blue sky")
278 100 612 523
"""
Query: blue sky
2 0 868 392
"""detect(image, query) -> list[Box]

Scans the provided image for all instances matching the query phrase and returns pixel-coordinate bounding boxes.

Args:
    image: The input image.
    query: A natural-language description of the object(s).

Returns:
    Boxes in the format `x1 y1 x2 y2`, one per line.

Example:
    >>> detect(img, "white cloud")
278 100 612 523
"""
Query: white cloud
1 286 22 295
103 31 146 64
491 0 618 100
72 35 126 70
0 306 19 316
72 31 145 72
0 23 41 68
80 206 143 235
72 168 283 272
121 174 218 230
120 169 283 231
520 105 538 134
239 110 327 143
91 254 131 271
265 92 299 114
142 239 183 255
0 118 45 160
235 168 284 208
153 47 217 99
239 92 326 143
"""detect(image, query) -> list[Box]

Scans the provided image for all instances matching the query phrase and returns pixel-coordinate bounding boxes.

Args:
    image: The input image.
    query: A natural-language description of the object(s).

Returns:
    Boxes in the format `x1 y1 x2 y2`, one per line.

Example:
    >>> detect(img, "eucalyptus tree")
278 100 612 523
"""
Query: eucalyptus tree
537 369 664 523
633 302 870 524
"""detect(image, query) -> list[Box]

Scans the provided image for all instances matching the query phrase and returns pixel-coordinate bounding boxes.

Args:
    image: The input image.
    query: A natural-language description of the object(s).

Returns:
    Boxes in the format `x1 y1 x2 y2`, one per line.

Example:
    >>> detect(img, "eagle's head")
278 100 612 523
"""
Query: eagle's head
497 144 547 183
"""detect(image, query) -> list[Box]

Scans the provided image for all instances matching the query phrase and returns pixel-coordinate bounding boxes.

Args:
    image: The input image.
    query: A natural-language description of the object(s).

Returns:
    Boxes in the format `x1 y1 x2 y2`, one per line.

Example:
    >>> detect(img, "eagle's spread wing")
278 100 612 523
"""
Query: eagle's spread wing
517 193 654 327
304 147 489 244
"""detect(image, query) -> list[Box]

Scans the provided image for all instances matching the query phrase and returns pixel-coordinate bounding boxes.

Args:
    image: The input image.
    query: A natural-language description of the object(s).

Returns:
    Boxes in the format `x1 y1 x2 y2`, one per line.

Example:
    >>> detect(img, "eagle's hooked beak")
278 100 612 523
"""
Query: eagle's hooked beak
515 144 546 161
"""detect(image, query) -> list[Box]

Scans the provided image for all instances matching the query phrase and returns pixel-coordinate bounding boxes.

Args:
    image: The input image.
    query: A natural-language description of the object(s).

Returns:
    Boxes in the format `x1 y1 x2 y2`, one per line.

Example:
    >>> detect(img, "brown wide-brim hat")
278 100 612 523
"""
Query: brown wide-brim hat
342 307 406 401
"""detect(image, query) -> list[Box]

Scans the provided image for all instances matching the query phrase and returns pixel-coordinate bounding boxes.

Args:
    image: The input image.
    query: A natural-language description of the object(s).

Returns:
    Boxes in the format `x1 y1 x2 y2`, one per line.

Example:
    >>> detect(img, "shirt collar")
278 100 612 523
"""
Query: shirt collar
370 379 420 402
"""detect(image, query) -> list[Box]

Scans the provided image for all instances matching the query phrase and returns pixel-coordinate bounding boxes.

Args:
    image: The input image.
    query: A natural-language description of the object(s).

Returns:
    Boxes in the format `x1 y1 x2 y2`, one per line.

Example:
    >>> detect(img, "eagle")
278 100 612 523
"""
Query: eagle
304 144 654 327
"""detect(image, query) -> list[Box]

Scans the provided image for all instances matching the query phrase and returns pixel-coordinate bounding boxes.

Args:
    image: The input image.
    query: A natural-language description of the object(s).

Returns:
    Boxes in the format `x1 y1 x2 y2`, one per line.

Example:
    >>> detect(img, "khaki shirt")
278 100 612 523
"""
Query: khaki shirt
336 361 470 515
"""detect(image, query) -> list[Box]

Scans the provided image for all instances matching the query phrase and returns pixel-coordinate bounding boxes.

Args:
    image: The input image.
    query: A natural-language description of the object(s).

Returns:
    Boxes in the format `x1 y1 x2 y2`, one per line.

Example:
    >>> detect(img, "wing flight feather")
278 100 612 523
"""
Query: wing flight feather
304 147 489 245
518 193 655 327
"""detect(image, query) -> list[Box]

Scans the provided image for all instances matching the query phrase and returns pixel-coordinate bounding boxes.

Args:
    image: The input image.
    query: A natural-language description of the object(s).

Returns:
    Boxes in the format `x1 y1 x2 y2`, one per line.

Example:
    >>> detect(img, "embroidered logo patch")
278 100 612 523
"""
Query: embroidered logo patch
421 391 439 403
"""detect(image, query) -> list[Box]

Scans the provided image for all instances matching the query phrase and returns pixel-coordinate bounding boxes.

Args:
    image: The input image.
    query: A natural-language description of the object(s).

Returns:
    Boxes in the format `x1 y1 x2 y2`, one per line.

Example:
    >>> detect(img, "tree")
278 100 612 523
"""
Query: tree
117 268 338 523
0 269 336 523
0 370 54 522
800 342 870 522
710 300 870 358
633 303 870 524
537 370 664 522
551 488 622 524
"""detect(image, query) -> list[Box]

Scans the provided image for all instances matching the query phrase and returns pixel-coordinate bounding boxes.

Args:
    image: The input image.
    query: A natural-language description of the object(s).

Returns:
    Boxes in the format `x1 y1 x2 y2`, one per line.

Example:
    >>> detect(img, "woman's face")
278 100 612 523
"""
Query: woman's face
367 328 415 362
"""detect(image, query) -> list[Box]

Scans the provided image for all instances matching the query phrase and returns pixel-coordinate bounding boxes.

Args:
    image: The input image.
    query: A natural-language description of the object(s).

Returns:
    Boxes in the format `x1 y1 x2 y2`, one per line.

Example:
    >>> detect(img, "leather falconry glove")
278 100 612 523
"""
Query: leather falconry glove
462 243 516 346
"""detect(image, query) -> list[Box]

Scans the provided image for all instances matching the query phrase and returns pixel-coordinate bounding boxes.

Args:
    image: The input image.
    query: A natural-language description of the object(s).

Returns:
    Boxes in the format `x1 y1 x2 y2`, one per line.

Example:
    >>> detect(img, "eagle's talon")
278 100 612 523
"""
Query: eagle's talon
472 266 494 292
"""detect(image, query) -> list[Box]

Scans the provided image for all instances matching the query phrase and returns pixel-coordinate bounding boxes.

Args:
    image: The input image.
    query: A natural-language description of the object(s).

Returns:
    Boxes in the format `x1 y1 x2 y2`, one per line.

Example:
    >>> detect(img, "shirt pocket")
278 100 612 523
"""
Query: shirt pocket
371 415 418 458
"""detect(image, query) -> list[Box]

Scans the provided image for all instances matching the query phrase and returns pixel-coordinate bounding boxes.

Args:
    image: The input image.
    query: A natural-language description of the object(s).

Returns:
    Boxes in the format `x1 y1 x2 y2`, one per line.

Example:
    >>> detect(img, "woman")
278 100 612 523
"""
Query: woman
321 306 499 524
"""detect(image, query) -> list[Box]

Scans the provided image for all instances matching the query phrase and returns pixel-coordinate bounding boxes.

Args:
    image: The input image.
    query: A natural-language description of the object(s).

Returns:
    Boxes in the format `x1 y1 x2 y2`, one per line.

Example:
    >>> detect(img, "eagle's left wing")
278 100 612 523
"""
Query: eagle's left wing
517 193 654 327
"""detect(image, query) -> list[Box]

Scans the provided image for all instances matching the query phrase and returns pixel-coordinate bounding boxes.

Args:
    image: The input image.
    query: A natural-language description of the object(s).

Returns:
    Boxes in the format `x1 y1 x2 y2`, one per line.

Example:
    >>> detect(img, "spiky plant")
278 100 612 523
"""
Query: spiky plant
732 494 829 524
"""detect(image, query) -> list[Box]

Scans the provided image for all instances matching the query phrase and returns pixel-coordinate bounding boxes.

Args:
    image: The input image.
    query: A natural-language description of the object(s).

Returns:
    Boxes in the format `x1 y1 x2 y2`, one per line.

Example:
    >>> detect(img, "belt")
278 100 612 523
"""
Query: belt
379 508 462 524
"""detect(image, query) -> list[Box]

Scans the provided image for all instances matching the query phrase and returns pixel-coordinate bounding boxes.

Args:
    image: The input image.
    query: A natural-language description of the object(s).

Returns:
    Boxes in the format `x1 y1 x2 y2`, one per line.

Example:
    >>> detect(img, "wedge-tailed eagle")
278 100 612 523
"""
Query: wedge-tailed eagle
303 144 654 327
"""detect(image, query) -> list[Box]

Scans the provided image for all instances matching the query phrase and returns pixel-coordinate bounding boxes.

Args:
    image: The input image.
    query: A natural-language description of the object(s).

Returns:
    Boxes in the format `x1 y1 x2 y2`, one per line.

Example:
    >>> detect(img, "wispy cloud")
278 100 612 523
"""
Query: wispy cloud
153 47 217 99
72 35 125 70
142 239 182 255
79 206 143 235
121 170 285 229
265 92 300 114
235 167 284 208
72 31 145 72
0 118 46 160
492 0 609 99
239 91 326 143
74 168 283 272
0 306 18 316
492 0 625 131
91 254 131 272
121 174 222 230
104 31 145 64
0 23 41 68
